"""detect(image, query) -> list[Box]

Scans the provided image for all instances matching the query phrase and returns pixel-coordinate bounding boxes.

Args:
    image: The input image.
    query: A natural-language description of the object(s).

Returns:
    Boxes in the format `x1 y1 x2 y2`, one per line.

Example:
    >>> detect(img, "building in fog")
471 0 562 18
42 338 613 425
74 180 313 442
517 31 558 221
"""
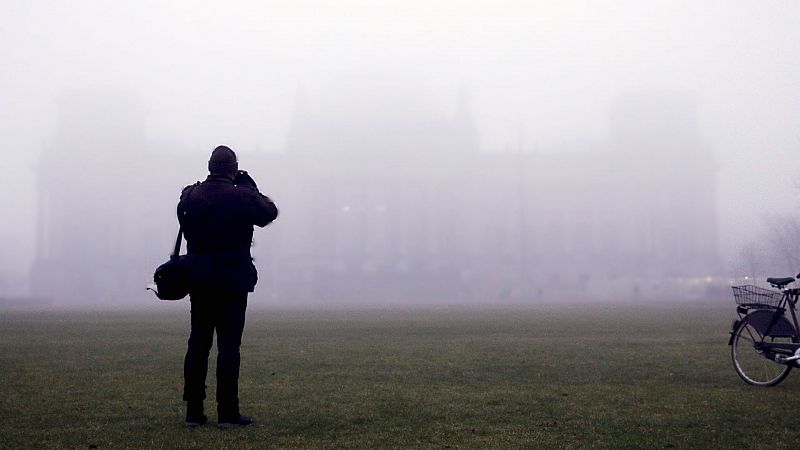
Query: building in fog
256 88 720 302
31 88 720 304
30 92 193 304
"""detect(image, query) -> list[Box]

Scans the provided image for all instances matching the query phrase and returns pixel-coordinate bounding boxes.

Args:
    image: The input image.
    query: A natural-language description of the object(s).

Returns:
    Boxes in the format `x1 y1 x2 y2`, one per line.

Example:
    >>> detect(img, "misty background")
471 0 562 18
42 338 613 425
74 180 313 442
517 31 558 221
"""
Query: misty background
1 1 799 304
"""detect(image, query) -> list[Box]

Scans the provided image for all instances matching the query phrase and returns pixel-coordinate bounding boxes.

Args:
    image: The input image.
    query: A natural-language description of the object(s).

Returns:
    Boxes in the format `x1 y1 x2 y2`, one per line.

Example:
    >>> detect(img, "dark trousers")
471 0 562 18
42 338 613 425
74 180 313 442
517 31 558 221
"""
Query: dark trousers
183 290 248 417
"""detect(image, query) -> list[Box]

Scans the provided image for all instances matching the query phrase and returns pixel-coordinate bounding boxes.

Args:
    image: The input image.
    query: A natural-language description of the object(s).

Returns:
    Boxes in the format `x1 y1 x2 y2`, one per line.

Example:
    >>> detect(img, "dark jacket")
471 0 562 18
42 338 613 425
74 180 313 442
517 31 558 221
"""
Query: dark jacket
177 174 278 293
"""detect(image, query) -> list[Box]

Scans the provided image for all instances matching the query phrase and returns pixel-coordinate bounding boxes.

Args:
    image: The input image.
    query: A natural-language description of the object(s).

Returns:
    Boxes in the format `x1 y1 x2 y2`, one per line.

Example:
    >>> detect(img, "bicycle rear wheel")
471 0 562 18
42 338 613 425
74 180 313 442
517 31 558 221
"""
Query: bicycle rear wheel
731 316 793 386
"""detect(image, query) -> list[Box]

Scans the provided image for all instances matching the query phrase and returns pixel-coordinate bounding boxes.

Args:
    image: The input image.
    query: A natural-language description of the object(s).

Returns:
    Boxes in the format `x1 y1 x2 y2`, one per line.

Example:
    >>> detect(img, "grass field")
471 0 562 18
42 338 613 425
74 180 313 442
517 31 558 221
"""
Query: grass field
1 301 798 449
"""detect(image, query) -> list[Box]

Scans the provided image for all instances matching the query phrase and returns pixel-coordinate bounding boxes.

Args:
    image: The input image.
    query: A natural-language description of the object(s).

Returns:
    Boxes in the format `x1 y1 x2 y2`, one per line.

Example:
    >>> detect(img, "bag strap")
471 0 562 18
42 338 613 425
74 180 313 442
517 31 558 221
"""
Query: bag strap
172 182 199 259
171 228 183 259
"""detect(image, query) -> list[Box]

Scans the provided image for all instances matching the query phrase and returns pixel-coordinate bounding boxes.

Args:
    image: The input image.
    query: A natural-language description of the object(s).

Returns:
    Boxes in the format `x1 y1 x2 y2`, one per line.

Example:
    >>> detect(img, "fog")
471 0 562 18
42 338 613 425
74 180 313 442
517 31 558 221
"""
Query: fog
1 1 799 305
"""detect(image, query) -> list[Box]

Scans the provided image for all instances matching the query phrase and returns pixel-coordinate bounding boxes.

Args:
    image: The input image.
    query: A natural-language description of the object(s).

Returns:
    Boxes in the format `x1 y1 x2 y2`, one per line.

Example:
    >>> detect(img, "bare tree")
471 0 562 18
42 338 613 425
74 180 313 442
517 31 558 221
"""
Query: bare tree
765 213 800 273
737 242 761 282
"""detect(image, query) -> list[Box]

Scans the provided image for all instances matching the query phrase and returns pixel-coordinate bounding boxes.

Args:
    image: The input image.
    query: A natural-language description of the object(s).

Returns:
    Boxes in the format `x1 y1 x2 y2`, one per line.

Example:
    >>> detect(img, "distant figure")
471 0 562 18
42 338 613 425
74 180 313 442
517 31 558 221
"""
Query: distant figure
177 145 278 428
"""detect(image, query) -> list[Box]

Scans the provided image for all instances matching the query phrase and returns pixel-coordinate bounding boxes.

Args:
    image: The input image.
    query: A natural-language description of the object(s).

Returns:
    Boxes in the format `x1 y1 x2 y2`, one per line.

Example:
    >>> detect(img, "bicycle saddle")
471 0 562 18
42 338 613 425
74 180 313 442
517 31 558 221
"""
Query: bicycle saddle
767 277 795 287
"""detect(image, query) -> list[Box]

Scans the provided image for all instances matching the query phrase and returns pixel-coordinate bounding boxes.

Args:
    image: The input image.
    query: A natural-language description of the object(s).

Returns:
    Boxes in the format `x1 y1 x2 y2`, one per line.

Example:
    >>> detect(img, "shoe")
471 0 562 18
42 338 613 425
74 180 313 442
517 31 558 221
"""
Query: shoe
186 414 208 428
217 415 254 429
186 402 207 428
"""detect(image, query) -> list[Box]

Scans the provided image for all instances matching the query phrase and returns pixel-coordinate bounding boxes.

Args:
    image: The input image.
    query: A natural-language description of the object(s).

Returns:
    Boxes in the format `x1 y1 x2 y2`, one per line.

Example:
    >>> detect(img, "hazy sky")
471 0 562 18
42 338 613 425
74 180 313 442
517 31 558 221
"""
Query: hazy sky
2 1 800 285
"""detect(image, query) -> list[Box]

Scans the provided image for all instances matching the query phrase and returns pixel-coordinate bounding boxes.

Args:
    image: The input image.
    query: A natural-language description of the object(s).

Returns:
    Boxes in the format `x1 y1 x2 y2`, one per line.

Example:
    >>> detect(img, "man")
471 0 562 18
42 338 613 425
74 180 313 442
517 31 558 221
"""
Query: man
177 145 278 429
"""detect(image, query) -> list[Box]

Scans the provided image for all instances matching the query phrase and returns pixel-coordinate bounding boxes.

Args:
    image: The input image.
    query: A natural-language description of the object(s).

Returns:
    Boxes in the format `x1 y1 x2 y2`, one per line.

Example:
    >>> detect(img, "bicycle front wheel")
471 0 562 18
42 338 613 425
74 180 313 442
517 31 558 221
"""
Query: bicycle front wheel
731 316 793 386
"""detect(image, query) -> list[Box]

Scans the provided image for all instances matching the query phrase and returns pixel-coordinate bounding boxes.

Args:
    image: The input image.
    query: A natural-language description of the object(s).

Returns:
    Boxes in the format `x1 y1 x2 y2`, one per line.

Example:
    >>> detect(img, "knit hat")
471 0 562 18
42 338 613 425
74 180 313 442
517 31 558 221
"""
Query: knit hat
208 145 238 175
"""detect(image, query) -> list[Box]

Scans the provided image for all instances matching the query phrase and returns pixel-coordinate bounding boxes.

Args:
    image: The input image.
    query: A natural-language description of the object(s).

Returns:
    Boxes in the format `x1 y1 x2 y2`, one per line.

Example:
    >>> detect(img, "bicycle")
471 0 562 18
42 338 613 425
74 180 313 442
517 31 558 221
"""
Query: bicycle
729 275 800 386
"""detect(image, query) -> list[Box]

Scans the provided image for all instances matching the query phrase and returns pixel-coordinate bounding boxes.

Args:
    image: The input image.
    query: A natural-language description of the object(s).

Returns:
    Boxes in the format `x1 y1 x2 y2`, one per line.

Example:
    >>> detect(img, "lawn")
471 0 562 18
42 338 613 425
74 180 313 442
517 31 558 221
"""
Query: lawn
1 301 796 449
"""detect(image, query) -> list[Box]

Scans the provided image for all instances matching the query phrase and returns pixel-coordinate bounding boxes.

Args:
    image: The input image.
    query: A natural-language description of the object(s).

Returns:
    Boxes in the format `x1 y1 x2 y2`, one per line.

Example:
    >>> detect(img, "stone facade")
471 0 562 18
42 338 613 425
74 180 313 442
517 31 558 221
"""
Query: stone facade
31 90 720 304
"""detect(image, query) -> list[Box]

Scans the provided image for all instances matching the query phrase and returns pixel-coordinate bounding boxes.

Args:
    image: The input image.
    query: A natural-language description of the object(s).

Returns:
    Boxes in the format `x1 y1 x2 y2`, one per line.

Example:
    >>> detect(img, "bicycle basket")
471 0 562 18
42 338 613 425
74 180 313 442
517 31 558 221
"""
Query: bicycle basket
731 285 784 308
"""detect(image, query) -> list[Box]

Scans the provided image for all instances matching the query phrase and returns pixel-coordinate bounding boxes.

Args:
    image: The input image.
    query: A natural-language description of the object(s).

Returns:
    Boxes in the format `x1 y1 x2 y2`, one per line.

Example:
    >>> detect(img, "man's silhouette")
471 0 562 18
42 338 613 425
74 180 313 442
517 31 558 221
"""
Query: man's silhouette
177 145 278 428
